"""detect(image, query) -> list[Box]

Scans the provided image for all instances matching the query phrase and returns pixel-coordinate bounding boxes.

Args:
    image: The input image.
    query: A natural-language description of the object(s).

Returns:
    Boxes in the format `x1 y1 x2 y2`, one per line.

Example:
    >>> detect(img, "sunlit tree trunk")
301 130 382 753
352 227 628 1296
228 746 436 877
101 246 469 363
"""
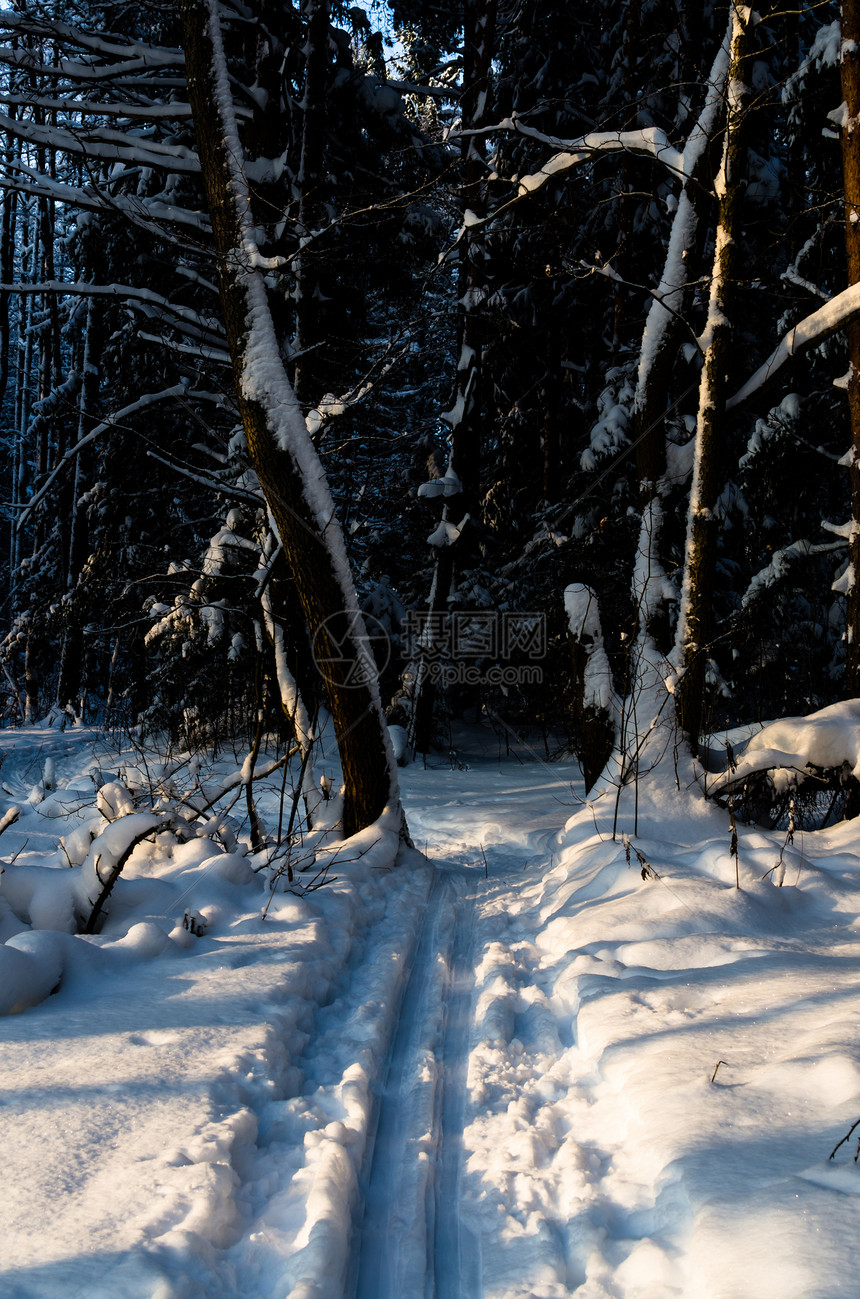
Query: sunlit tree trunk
674 3 755 752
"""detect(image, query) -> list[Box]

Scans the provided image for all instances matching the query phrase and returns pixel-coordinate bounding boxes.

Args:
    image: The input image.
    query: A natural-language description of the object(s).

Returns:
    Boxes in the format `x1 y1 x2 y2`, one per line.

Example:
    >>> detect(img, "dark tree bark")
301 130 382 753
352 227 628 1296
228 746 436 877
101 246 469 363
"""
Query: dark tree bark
840 0 860 695
0 125 17 408
57 298 104 711
294 0 330 406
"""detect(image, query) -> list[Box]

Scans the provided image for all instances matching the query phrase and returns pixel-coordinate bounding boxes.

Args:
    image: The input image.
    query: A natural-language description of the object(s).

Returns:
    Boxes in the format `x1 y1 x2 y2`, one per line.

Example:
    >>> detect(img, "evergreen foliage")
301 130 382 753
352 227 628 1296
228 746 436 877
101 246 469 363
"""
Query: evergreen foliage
0 0 857 793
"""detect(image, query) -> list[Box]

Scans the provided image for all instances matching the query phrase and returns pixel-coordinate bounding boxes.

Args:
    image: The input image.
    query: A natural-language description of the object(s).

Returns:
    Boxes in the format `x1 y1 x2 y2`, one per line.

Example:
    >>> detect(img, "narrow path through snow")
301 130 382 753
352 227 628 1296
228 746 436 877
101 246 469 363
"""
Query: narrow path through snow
350 757 576 1298
352 865 480 1299
434 873 481 1299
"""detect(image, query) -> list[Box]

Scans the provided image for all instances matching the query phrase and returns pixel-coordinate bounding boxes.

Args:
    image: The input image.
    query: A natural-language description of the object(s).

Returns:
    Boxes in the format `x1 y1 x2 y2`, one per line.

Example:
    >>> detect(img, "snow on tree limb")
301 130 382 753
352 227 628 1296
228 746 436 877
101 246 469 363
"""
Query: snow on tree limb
0 111 200 173
741 538 847 607
447 119 688 239
145 450 263 506
635 27 732 416
452 116 684 178
0 91 201 121
18 386 222 527
0 42 185 86
0 280 225 339
0 10 185 64
0 172 211 232
727 282 860 409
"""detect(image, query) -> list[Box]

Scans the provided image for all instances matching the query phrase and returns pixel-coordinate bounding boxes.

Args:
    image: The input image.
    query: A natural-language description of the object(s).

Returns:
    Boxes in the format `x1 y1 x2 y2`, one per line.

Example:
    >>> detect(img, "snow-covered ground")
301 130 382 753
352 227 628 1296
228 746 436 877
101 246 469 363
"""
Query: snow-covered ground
3 724 860 1297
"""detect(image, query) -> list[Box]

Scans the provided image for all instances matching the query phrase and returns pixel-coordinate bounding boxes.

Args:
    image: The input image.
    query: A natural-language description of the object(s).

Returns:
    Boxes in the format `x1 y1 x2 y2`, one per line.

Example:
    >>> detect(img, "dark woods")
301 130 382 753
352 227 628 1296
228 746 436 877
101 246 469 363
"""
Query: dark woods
0 0 856 827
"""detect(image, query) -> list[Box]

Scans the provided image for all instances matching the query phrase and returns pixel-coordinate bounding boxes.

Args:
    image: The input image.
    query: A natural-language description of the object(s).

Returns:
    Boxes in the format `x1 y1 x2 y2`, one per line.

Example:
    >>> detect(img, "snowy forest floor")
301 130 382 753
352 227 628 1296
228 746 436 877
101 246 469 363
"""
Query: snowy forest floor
3 724 860 1298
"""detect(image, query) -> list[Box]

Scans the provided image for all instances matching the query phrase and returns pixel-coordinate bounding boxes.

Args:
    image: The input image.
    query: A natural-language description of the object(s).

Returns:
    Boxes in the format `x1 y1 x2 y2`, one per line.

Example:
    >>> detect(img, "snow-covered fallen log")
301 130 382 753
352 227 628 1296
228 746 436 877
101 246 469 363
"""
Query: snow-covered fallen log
709 699 860 799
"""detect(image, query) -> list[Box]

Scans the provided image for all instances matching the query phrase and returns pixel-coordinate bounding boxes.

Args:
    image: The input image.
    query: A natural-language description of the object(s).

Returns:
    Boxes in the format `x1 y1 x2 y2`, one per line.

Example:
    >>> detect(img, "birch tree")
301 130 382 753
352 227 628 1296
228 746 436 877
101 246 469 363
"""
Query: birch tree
673 3 757 750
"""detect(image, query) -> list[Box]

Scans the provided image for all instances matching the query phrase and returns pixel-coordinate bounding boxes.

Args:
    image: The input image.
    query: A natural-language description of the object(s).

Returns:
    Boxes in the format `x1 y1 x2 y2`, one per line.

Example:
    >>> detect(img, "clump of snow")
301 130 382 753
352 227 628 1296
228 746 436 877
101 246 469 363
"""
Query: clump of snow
96 780 136 822
0 929 64 1014
581 368 633 471
427 513 469 547
564 583 616 714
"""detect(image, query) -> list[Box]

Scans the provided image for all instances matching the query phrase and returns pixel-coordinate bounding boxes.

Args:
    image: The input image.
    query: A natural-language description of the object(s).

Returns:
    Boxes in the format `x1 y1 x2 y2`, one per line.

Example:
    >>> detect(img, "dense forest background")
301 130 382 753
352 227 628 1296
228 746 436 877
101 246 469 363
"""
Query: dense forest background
0 0 855 803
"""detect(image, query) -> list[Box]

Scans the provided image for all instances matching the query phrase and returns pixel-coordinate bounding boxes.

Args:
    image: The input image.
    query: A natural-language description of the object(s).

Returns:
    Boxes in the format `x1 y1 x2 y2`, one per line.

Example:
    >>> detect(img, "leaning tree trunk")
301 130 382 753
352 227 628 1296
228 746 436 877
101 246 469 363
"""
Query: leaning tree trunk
840 0 860 695
179 0 403 839
674 2 755 753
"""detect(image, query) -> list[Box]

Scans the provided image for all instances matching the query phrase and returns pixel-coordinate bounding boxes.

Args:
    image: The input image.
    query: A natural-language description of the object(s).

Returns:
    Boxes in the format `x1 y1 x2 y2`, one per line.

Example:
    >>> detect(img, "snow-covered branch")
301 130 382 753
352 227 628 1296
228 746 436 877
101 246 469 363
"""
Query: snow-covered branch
727 282 860 410
0 110 200 174
0 91 199 122
135 331 232 366
145 450 264 507
0 280 225 340
0 44 184 87
446 120 687 240
0 171 210 233
18 386 222 527
0 10 185 66
741 538 847 607
476 118 684 173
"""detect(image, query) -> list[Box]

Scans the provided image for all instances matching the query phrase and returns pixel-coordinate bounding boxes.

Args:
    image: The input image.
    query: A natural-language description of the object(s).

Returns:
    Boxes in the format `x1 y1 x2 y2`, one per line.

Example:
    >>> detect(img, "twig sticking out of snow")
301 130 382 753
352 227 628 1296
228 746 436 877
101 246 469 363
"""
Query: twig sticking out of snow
623 835 660 881
711 1059 729 1084
829 1117 860 1162
729 794 739 889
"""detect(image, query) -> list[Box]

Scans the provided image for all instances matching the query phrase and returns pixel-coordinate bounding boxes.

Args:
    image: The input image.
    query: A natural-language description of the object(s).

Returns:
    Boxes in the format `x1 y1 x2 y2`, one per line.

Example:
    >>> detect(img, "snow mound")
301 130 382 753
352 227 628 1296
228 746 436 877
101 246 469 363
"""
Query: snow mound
0 930 64 1014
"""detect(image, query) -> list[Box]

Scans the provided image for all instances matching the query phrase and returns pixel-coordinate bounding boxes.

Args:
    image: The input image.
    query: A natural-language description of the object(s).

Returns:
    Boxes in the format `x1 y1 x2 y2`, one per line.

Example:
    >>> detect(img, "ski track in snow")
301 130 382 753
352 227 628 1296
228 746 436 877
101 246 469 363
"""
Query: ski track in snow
369 762 582 1299
351 863 480 1299
6 734 860 1297
434 877 480 1299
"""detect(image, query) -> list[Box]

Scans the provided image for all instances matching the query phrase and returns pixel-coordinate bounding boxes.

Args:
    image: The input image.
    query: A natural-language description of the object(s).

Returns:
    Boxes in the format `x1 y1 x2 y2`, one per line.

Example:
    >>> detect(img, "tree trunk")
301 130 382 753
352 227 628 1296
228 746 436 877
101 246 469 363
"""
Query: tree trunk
630 22 733 666
57 298 104 711
294 0 330 407
674 4 754 753
612 0 641 357
840 0 860 694
179 0 403 839
0 123 18 408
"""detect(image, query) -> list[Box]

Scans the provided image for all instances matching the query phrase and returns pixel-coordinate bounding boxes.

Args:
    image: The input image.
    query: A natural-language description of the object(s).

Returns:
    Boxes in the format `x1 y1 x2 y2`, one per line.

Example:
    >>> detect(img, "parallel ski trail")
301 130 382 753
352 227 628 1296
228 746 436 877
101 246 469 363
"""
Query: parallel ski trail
353 865 479 1299
434 881 480 1299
